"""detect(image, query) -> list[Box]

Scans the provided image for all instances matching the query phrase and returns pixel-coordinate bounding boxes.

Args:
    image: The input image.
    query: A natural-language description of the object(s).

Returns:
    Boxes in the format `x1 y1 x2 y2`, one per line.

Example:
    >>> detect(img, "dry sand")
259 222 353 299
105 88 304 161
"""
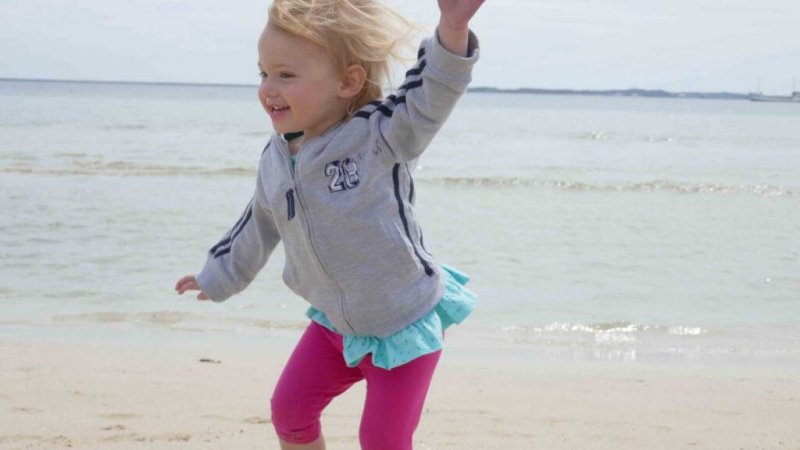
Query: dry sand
1 328 799 450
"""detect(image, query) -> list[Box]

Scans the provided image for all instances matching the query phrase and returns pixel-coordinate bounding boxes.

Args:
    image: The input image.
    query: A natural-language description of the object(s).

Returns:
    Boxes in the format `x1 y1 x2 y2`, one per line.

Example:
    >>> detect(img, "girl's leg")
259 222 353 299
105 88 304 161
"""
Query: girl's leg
278 436 325 450
358 350 442 450
271 322 364 448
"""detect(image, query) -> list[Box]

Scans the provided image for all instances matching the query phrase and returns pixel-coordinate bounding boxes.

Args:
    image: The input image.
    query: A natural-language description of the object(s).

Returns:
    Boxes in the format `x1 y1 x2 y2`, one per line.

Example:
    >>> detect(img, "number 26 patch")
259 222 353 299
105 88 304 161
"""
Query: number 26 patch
325 158 359 192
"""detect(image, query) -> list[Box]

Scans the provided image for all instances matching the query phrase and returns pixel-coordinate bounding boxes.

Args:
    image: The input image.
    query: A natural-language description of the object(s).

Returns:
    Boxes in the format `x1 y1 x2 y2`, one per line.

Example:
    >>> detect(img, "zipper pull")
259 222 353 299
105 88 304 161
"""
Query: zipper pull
286 188 295 220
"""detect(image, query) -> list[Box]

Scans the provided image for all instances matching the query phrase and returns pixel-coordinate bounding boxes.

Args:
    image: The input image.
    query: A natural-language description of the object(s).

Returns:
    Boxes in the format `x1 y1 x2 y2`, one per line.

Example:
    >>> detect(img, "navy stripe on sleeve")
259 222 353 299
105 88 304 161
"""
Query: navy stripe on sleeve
354 80 423 119
210 202 254 259
209 200 252 254
404 59 427 78
354 52 426 120
397 78 423 92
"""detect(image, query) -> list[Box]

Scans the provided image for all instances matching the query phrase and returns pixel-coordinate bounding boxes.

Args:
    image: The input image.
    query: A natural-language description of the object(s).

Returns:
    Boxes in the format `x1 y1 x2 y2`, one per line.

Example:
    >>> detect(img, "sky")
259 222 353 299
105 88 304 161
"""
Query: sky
1 0 799 94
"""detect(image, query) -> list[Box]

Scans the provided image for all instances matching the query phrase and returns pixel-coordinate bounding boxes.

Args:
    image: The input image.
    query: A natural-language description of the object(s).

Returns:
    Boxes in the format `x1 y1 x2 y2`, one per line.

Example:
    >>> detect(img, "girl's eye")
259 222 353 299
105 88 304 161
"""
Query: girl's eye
279 73 294 79
258 71 267 79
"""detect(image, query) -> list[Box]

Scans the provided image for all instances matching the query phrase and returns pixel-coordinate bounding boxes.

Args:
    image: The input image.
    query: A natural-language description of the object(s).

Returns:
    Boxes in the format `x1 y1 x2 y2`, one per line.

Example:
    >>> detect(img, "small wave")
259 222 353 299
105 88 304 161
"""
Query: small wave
579 131 611 141
4 162 798 198
419 177 800 197
491 322 800 363
42 289 100 299
50 311 308 331
101 124 148 130
576 131 679 143
502 321 706 338
1 162 254 177
5 120 57 128
506 321 642 334
668 326 706 336
49 311 199 326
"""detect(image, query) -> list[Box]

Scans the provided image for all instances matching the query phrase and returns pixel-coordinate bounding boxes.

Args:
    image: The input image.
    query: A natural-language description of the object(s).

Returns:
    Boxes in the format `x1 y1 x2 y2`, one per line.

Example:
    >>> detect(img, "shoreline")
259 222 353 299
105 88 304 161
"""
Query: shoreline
2 328 799 449
3 313 800 369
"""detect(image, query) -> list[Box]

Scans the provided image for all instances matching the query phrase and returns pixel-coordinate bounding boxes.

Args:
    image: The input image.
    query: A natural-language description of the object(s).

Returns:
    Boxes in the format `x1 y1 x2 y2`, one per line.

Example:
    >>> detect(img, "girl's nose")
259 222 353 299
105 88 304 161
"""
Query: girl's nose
259 80 278 98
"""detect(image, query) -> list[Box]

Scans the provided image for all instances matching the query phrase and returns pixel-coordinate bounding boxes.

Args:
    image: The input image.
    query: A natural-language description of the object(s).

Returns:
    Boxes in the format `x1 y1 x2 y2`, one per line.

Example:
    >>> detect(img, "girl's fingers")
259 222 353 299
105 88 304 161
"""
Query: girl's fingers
175 275 209 300
175 275 193 291
176 281 190 294
175 275 210 300
175 275 199 294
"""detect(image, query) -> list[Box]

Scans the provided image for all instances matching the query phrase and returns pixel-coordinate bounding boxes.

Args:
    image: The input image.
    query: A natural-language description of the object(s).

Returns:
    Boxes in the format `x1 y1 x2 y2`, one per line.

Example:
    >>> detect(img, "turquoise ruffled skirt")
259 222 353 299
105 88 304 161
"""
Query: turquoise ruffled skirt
305 264 476 370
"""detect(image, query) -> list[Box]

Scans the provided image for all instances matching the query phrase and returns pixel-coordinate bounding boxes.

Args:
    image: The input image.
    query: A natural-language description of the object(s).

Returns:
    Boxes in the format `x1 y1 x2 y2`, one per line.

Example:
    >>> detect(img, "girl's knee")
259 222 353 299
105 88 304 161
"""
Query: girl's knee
359 423 413 450
270 394 321 444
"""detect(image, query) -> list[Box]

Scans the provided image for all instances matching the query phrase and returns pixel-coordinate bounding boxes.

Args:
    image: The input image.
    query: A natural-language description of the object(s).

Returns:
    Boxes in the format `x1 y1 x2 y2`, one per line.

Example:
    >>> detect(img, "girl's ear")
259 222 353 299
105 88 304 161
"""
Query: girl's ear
338 64 367 99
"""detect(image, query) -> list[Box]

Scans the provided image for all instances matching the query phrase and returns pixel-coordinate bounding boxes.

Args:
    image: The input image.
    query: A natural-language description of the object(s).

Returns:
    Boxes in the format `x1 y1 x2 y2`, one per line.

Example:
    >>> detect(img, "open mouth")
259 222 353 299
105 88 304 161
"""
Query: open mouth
269 105 290 114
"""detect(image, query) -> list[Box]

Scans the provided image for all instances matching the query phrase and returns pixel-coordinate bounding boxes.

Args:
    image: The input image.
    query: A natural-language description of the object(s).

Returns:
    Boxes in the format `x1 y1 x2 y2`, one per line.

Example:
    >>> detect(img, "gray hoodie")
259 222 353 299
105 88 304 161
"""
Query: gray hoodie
196 30 479 338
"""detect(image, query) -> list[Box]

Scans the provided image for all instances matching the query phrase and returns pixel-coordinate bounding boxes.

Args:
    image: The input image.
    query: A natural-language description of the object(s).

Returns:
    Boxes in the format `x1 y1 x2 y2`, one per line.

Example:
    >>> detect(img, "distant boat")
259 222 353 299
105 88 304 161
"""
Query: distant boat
749 91 800 103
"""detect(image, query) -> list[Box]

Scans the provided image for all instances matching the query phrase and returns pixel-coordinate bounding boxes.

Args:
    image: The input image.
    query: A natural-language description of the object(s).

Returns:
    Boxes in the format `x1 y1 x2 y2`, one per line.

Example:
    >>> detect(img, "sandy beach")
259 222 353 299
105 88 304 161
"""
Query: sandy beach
2 325 799 450
4 79 800 449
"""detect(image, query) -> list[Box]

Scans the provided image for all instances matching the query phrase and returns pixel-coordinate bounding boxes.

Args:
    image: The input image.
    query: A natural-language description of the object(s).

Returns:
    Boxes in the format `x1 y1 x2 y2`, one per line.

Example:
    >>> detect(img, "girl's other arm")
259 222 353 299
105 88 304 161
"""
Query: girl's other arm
175 164 281 302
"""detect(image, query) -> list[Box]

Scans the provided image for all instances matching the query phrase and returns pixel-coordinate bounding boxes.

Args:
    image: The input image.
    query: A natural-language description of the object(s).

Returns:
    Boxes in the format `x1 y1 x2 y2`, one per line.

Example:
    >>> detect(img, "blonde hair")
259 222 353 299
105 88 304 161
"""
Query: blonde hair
268 0 418 115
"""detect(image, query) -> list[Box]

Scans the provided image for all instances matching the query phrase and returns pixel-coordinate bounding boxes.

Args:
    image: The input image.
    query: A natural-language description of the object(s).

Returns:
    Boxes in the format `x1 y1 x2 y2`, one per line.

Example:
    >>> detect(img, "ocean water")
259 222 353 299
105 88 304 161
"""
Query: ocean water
1 79 799 365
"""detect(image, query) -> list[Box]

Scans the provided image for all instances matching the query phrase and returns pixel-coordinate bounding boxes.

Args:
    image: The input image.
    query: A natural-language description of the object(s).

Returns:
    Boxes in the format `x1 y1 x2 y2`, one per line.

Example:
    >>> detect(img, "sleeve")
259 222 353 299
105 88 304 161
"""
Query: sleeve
194 166 281 302
359 27 479 163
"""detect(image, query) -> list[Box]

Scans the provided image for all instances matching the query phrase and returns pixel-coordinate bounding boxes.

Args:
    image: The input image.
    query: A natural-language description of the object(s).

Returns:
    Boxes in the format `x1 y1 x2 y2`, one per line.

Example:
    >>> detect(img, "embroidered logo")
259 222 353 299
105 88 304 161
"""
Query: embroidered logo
325 158 359 192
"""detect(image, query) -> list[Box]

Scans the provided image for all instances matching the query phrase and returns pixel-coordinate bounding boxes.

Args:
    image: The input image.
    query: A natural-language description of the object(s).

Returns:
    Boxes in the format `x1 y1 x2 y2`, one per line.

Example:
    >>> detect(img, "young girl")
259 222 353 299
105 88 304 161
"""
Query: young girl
175 0 484 448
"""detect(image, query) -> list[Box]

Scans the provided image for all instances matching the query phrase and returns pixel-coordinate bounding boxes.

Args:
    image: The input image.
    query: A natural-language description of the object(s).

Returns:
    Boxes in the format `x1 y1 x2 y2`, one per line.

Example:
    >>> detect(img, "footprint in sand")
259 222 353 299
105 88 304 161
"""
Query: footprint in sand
101 425 127 431
103 432 191 443
243 416 271 424
98 413 139 420
12 406 42 414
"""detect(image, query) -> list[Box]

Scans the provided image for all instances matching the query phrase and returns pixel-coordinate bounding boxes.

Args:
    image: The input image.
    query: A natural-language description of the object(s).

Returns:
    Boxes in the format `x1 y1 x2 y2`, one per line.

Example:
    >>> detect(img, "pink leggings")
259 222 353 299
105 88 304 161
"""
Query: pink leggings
270 321 441 450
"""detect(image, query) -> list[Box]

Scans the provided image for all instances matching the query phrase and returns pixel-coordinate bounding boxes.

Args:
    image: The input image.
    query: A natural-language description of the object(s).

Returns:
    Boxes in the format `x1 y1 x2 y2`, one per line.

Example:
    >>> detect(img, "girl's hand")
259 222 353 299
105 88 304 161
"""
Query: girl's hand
436 0 485 56
175 275 210 301
437 0 486 31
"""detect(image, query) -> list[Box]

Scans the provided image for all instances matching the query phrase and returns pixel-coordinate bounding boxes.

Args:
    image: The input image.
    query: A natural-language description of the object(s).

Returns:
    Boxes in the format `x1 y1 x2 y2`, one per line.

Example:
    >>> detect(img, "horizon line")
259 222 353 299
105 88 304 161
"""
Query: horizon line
0 76 752 96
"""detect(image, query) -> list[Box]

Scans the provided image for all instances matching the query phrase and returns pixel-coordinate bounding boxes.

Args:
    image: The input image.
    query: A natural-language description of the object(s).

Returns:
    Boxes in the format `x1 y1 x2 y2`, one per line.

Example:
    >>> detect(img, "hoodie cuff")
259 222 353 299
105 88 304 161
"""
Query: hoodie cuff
195 261 231 303
426 27 480 85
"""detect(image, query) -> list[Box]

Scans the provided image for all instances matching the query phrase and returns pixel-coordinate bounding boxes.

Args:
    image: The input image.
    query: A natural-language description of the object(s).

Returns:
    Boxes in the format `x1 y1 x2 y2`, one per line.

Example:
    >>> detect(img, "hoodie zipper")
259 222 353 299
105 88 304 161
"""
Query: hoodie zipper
280 143 356 334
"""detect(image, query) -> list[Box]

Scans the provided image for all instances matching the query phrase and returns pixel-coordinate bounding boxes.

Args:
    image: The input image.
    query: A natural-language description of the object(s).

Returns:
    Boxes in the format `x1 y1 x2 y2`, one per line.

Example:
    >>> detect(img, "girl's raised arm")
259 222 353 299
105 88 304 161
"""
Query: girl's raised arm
437 0 486 56
362 24 482 162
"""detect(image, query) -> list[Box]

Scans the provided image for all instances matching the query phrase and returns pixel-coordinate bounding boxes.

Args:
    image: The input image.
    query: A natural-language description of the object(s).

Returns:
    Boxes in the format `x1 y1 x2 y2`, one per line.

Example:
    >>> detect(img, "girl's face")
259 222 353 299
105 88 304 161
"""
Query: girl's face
257 24 348 141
